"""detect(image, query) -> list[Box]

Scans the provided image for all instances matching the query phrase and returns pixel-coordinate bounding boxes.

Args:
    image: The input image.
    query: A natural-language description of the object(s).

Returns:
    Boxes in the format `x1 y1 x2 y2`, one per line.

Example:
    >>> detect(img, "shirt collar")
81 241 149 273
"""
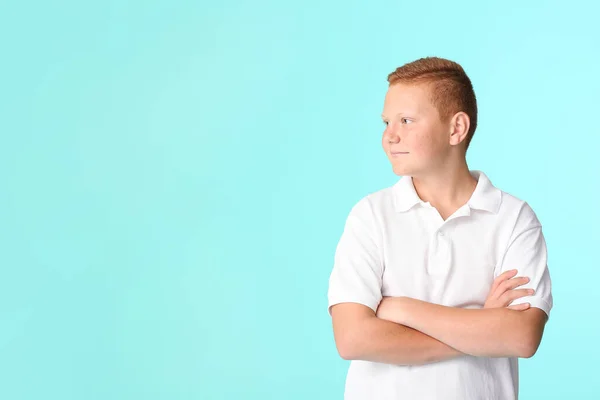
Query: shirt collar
393 170 502 214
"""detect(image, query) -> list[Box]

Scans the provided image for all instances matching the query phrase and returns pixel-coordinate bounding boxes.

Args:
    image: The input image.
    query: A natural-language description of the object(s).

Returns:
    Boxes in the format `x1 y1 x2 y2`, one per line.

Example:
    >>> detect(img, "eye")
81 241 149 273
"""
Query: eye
401 118 412 124
383 121 389 126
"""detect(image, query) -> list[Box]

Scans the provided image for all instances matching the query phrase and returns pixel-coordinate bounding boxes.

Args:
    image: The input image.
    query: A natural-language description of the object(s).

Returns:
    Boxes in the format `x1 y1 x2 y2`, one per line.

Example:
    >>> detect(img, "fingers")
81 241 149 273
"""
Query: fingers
492 270 531 301
491 269 518 294
500 288 535 304
486 270 535 310
498 276 530 293
508 303 530 311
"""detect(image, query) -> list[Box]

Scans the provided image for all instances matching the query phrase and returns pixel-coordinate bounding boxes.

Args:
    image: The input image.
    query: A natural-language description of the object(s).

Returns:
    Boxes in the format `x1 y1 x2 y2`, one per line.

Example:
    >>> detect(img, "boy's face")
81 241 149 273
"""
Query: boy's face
381 82 453 177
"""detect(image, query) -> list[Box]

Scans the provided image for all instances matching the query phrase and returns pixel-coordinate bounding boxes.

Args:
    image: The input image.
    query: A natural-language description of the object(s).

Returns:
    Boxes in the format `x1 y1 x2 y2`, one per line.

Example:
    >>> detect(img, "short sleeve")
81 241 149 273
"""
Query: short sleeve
496 203 553 318
327 197 384 316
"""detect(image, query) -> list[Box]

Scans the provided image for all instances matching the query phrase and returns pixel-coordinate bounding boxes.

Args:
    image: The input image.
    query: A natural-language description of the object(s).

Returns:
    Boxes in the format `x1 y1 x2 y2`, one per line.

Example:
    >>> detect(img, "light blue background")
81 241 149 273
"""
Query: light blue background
1 0 598 399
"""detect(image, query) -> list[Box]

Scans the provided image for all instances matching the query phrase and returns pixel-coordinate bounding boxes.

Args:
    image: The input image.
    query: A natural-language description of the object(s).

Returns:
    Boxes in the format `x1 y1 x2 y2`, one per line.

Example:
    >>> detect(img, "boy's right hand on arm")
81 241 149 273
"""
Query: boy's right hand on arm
484 269 534 310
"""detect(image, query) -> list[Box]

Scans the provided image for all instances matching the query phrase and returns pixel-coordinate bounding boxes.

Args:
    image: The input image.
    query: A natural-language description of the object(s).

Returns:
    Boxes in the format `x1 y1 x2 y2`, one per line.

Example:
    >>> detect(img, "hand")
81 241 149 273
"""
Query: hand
484 269 534 311
376 296 406 324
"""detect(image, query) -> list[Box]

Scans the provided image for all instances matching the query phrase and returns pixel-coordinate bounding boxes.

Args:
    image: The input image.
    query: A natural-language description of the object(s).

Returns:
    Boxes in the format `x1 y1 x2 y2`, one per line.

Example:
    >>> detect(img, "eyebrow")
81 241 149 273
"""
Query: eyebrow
381 112 404 119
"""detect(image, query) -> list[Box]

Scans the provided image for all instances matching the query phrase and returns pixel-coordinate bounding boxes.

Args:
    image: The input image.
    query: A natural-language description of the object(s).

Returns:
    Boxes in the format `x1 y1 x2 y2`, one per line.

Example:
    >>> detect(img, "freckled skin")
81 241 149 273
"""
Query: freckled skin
380 81 475 218
381 83 454 177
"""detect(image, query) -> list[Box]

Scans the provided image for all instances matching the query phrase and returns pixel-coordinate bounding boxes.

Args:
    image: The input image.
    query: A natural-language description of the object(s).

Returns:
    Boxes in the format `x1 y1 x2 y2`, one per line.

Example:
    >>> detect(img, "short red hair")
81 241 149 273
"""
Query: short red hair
387 57 478 151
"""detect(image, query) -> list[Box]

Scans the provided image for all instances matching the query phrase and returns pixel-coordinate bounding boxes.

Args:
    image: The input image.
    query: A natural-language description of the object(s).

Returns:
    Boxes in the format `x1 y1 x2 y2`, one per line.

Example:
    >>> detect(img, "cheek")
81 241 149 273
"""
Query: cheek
410 134 432 153
414 133 444 155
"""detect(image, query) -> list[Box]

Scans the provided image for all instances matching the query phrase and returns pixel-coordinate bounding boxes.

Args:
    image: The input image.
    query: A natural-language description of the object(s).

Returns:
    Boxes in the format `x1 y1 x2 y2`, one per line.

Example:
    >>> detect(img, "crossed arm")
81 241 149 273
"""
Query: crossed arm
330 201 551 365
330 298 548 366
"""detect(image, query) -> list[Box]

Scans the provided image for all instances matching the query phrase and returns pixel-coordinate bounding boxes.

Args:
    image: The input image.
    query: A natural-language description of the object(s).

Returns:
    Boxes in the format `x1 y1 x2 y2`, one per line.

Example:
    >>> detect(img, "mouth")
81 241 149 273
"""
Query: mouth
391 152 409 156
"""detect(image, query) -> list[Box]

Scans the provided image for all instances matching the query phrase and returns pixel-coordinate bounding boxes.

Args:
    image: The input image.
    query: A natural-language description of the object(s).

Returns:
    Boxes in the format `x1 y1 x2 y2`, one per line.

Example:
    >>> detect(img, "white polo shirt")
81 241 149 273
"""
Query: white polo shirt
327 170 553 400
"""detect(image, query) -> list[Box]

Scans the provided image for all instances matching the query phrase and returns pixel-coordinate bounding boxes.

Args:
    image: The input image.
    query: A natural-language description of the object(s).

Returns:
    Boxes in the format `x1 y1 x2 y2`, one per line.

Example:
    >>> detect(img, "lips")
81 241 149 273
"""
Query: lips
391 152 409 155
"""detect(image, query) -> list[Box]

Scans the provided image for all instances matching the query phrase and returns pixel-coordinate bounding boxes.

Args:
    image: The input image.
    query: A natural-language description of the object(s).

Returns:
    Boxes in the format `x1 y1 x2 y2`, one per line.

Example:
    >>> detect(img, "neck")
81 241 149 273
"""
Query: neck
411 158 477 214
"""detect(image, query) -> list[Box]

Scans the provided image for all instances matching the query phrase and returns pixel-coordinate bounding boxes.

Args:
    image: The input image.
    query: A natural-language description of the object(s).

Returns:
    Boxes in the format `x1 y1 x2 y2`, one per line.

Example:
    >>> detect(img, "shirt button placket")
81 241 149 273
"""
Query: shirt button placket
431 229 449 276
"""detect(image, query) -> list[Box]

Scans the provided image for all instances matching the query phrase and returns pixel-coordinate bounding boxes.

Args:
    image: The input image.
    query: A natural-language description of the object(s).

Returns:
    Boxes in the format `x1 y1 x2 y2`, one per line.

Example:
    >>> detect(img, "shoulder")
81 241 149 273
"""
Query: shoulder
346 185 396 221
497 190 542 231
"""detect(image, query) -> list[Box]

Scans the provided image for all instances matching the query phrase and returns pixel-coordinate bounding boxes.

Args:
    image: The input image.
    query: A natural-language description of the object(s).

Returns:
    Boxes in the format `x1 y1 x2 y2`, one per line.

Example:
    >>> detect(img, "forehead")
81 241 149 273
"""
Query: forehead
383 82 434 115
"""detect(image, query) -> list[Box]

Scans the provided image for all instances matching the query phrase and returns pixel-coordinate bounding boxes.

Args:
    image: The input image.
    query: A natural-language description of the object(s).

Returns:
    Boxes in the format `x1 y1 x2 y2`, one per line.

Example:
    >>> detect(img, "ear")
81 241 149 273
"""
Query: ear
448 112 470 147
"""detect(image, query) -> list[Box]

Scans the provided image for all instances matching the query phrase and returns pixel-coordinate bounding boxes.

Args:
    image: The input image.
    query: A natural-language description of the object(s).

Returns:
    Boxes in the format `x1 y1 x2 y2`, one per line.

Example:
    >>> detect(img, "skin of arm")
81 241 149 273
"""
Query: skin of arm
330 302 467 365
376 296 548 358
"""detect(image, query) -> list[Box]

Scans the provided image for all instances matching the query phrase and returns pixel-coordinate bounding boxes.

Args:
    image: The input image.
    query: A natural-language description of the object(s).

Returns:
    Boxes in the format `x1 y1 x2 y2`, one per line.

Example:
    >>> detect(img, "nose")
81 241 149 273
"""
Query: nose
384 124 401 143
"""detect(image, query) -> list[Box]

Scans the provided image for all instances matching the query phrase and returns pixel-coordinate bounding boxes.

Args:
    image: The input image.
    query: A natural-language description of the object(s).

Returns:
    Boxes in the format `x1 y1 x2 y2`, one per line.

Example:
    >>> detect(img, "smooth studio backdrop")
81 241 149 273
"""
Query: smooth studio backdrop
1 0 598 399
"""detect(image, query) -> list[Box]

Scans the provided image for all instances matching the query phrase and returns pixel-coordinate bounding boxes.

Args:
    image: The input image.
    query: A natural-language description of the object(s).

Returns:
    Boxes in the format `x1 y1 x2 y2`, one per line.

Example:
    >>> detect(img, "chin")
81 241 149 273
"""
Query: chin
391 165 413 177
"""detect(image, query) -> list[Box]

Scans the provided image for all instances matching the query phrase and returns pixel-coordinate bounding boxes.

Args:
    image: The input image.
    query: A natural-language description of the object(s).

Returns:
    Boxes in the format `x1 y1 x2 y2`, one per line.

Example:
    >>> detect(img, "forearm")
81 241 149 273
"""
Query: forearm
341 314 465 365
395 298 531 358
